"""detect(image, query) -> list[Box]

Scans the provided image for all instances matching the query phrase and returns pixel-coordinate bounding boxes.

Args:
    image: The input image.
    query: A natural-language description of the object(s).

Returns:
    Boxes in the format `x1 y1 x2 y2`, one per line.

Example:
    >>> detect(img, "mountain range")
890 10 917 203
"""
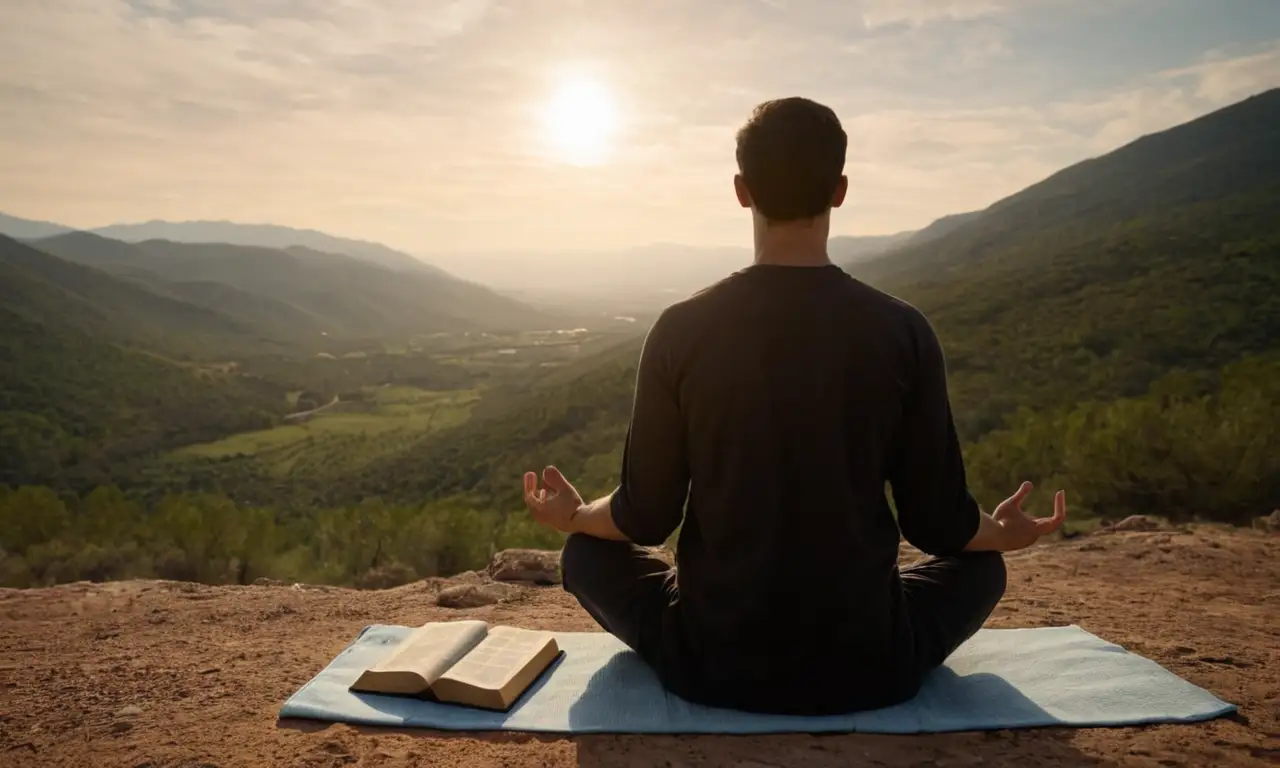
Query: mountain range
0 214 438 275
0 220 563 486
1 196 981 313
0 235 259 357
26 232 552 346
0 214 929 310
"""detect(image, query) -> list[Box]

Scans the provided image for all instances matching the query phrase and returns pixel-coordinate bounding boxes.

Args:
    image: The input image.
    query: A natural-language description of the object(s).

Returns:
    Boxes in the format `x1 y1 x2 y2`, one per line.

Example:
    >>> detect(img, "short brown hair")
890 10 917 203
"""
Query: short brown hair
735 97 847 222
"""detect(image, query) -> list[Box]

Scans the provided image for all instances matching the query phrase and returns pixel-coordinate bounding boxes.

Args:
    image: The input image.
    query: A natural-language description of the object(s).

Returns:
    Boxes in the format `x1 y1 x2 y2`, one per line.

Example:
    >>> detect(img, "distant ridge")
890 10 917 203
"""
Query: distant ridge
902 211 981 246
0 214 445 275
0 234 260 356
29 232 550 341
830 231 915 262
0 212 72 240
89 219 439 274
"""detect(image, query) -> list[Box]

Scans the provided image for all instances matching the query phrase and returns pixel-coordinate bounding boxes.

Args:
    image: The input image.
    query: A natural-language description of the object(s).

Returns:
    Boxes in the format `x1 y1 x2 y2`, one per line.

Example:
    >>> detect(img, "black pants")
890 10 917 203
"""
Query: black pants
560 533 1007 711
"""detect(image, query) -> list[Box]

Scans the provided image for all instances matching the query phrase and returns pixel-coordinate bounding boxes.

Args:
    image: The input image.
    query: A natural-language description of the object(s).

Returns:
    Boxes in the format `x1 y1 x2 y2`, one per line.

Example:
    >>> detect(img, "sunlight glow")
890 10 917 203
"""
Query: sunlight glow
541 76 618 166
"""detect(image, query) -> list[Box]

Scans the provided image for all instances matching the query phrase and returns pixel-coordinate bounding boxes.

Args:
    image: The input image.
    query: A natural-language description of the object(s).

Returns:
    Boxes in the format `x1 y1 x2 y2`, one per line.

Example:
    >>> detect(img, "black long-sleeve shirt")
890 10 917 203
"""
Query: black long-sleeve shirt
608 263 980 706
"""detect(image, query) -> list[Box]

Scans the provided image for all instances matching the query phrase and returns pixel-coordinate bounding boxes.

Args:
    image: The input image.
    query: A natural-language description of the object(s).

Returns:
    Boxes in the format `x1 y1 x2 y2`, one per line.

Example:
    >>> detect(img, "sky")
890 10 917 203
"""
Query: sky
1 0 1279 261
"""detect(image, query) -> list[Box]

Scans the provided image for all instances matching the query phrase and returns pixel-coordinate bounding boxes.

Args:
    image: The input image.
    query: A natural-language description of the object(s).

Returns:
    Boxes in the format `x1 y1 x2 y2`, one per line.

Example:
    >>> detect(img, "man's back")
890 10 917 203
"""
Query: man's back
672 265 909 696
606 263 982 712
529 96 1060 717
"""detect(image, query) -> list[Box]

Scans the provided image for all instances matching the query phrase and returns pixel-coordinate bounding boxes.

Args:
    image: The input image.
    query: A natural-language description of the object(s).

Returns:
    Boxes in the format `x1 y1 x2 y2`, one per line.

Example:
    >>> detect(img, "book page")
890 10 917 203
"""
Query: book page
370 620 488 687
437 626 554 692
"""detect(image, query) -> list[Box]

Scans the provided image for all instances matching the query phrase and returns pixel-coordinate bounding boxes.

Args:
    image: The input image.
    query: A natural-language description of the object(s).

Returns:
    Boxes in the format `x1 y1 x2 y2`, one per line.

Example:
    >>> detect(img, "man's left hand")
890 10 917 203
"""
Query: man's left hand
523 466 584 533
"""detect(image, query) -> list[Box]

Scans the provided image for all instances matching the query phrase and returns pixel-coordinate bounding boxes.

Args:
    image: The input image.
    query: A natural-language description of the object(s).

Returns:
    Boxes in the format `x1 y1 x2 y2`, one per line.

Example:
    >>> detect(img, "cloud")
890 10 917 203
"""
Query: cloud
858 0 1010 29
1168 41 1280 103
1050 40 1280 152
0 0 1276 261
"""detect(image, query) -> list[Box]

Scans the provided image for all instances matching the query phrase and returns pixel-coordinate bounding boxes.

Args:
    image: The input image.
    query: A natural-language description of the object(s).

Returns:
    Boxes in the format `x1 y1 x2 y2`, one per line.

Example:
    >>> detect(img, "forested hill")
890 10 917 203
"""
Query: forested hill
0 236 293 489
854 87 1280 284
31 233 550 342
846 87 1280 437
0 232 554 493
0 306 287 490
0 235 266 357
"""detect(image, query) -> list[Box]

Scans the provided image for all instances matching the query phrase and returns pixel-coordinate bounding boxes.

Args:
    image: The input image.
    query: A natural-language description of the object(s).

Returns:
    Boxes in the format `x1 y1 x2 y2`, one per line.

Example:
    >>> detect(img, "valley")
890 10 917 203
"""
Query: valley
172 386 480 474
1 89 1278 593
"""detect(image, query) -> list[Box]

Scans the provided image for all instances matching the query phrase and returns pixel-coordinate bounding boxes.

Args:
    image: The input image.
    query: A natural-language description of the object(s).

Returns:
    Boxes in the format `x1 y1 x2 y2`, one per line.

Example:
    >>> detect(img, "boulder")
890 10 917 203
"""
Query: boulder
436 582 513 609
487 549 561 585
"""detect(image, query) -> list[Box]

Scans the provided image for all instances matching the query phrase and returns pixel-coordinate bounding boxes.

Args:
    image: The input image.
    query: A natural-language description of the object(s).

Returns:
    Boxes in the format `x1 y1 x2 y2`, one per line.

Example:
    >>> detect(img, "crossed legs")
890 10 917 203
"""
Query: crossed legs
561 532 1007 706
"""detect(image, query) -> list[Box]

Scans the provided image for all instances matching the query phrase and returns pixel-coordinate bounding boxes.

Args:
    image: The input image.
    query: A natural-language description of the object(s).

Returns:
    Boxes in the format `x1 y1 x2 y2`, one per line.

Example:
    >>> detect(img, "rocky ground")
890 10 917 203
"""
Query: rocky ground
1 523 1277 767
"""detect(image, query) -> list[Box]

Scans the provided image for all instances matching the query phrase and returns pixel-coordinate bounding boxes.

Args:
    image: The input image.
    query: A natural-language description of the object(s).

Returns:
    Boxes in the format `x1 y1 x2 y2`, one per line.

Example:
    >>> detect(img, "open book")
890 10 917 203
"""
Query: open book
349 621 560 711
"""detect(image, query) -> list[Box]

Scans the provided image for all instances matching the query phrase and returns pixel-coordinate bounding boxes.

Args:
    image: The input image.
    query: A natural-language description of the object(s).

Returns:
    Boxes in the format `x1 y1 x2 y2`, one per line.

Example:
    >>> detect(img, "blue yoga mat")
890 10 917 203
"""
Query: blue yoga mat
279 624 1235 734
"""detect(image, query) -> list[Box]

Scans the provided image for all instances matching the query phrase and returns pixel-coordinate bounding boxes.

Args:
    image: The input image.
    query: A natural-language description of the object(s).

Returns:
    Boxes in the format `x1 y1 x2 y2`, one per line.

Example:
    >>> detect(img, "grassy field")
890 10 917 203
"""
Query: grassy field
173 386 479 475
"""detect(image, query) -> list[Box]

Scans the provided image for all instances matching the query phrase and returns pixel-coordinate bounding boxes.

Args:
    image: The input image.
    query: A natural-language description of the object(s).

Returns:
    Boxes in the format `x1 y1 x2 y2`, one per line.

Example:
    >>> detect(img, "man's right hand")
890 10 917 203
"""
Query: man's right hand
523 466 585 533
989 482 1067 551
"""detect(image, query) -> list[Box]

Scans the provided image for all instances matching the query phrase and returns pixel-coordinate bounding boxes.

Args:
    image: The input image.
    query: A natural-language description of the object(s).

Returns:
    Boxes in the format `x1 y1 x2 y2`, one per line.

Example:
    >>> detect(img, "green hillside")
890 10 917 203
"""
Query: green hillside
0 307 287 489
130 336 639 510
32 233 551 341
900 186 1279 438
858 88 1280 283
848 89 1280 437
0 235 266 357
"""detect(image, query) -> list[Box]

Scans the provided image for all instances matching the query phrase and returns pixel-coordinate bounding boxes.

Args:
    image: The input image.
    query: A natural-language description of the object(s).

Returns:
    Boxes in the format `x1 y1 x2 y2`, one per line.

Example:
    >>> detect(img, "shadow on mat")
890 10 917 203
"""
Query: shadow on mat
278 661 1108 765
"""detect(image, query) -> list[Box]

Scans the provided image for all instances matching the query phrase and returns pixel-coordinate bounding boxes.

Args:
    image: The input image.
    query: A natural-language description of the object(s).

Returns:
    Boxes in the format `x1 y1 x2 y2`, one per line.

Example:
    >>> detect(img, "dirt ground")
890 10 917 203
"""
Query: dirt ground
1 525 1277 767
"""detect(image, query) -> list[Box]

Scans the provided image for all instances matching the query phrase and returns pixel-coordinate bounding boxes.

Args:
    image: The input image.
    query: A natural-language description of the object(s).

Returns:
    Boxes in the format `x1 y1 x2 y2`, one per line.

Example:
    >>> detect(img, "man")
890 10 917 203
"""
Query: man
522 97 1067 716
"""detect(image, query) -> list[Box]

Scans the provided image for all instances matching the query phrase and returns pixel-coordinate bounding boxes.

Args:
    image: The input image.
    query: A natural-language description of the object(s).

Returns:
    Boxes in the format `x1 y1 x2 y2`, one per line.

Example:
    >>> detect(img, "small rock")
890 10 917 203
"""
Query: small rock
1109 515 1162 532
487 549 561 585
436 583 512 608
116 705 144 717
354 563 418 590
111 721 134 734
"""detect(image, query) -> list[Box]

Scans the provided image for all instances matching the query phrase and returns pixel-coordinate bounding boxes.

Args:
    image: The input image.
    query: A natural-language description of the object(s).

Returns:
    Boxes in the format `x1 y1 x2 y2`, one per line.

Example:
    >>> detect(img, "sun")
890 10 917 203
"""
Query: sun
541 76 618 166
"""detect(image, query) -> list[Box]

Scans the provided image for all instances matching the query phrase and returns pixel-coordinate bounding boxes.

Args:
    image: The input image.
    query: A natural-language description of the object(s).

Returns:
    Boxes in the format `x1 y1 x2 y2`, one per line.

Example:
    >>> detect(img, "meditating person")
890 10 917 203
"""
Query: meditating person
521 96 1067 716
